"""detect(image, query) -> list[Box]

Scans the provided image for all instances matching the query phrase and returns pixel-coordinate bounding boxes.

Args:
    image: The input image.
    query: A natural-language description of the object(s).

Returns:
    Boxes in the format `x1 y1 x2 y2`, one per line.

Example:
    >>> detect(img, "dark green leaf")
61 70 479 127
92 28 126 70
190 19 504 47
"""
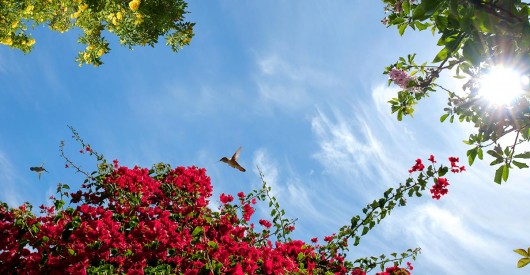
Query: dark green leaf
487 150 502 158
462 39 483 65
512 161 529 169
514 152 530 159
361 226 369 236
412 0 442 21
494 165 503 184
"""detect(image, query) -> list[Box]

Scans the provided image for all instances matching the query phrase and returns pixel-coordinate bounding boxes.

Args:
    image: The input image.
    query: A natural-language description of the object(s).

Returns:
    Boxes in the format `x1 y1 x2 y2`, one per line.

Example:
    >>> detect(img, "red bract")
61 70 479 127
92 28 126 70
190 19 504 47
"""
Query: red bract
376 265 411 275
428 155 436 163
220 193 234 204
259 219 272 228
448 156 465 173
408 159 425 173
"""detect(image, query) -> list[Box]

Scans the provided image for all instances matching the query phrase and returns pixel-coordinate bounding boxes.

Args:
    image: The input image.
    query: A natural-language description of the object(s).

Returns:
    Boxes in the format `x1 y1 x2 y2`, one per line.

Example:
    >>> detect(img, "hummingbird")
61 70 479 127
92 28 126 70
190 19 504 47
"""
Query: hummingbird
219 146 246 172
30 162 48 180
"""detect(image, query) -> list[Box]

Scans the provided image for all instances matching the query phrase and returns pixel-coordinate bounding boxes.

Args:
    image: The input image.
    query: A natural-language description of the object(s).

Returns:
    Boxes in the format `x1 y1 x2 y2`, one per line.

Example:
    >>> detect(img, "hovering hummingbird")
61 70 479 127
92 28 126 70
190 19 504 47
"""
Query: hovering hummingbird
219 146 246 172
30 162 48 180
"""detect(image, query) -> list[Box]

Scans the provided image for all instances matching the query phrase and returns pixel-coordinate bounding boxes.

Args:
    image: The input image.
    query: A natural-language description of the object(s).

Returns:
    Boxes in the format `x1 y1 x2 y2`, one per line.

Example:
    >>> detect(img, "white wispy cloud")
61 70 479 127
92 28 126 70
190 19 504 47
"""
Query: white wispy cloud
0 152 24 207
251 149 330 233
253 54 341 113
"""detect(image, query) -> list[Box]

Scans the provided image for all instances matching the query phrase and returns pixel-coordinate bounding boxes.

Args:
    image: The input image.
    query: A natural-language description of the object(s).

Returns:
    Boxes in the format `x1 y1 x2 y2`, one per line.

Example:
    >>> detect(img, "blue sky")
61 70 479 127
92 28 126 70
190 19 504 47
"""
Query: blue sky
1 1 530 274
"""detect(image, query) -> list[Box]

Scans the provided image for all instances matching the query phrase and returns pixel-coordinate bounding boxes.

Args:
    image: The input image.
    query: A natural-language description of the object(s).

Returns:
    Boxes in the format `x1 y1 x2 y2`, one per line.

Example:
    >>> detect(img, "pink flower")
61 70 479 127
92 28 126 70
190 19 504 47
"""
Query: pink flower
389 68 418 90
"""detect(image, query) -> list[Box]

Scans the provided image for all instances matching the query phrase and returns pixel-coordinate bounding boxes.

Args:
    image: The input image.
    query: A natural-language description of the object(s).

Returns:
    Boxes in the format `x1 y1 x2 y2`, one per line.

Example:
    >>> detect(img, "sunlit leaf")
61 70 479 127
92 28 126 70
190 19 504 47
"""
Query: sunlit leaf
514 249 529 257
517 258 530 268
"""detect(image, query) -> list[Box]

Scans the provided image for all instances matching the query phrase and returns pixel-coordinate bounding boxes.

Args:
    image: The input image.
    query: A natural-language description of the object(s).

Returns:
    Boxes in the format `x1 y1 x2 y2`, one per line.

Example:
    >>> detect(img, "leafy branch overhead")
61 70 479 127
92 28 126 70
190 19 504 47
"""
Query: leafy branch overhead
382 0 530 183
0 0 195 66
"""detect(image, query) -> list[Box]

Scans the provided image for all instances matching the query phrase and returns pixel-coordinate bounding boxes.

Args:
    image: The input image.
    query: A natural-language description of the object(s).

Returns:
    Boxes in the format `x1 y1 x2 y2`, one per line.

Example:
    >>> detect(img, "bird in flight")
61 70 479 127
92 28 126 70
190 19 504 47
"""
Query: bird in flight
30 162 48 180
219 146 246 172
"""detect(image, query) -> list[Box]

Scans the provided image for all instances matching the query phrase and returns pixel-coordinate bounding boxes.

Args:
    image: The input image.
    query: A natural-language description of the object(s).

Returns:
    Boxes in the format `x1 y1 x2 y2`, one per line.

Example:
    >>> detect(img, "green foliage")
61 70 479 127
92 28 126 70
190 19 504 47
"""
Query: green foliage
0 0 194 66
382 0 530 183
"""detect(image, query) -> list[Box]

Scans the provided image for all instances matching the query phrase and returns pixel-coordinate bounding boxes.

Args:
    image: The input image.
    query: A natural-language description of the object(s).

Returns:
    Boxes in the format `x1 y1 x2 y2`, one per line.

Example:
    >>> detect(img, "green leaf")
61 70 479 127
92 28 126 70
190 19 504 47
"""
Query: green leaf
192 226 203 236
403 0 411 14
512 161 529 169
514 152 530 159
414 21 429 31
467 148 477 166
433 47 449 63
494 165 503 184
462 39 483 65
440 113 449 122
487 150 502 158
518 258 530 268
503 164 509 182
411 0 442 21
411 3 426 20
514 249 529 257
477 148 483 160
361 226 369 236
208 241 218 249
398 24 407 36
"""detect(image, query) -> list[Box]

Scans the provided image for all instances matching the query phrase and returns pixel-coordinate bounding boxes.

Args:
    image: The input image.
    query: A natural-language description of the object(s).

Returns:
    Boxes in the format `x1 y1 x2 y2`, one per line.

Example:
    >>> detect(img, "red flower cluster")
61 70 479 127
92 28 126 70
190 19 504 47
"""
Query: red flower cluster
430 177 449 200
408 155 465 200
0 164 362 274
375 263 413 275
448 157 465 173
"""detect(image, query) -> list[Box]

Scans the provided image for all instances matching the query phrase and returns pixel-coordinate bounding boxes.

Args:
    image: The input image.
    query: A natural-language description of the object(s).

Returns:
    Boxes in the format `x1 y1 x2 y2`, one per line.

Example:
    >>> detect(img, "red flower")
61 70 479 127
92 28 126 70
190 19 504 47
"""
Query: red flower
311 237 318 243
242 203 255 221
408 159 425 173
231 263 244 275
352 268 366 275
259 219 272 228
220 193 234 204
323 234 334 242
428 155 436 163
448 156 465 173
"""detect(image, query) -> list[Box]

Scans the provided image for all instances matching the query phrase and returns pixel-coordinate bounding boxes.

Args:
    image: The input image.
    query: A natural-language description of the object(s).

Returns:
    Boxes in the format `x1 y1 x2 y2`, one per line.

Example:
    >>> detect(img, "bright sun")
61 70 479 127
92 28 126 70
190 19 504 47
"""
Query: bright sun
478 66 529 105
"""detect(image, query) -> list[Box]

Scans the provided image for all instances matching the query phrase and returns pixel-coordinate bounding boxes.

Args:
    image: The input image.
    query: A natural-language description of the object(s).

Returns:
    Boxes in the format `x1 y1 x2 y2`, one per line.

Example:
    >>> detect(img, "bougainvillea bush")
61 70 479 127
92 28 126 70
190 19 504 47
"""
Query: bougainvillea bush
0 130 463 274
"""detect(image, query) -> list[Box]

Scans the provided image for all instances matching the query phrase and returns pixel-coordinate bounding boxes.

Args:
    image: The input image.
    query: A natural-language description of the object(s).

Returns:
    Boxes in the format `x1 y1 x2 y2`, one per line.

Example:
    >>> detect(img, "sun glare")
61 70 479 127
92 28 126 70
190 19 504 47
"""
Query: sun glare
478 66 529 105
